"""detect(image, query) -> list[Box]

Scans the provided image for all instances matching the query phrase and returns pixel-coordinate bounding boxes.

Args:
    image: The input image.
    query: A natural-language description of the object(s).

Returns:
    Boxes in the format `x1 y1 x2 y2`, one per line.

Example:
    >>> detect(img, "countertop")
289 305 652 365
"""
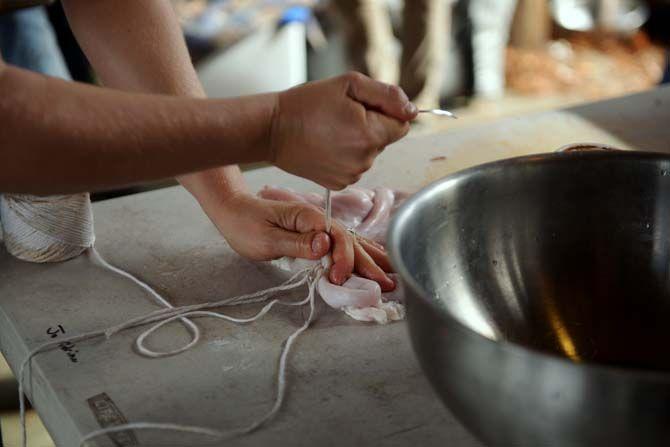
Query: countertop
1 87 669 447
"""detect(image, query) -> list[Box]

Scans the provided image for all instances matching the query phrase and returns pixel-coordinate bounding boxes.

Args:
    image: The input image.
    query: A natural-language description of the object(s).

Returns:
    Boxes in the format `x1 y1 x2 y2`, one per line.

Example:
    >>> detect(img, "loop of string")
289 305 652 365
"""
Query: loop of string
4 193 325 447
18 249 322 447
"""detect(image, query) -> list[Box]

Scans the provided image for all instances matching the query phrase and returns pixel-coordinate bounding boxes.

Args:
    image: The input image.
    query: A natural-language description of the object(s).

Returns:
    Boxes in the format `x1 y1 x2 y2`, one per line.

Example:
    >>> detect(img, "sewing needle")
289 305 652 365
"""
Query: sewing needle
418 109 458 118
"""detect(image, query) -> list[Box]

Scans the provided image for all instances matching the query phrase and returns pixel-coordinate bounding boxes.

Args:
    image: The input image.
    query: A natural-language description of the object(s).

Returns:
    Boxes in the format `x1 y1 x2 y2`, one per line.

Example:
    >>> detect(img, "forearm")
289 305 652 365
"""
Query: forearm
62 0 248 203
0 65 273 194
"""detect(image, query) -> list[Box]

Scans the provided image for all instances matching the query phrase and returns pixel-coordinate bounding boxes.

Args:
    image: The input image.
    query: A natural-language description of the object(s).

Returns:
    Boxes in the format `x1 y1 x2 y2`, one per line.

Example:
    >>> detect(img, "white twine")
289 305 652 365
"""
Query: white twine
0 194 95 263
18 250 322 447
4 194 324 447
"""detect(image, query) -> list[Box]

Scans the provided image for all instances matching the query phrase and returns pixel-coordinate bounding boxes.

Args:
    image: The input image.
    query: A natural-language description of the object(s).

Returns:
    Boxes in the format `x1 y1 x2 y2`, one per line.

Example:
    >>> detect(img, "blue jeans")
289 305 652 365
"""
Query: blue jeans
0 5 70 79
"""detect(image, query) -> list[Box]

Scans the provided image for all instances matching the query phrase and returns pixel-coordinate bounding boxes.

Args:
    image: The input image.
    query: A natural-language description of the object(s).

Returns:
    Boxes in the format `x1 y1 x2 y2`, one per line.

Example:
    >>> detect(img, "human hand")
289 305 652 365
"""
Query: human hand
268 72 417 190
210 193 396 291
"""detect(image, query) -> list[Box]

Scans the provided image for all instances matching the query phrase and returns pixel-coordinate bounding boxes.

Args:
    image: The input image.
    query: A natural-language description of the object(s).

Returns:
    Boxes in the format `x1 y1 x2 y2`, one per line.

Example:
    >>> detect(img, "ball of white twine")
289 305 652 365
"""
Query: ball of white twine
0 193 95 262
2 191 324 447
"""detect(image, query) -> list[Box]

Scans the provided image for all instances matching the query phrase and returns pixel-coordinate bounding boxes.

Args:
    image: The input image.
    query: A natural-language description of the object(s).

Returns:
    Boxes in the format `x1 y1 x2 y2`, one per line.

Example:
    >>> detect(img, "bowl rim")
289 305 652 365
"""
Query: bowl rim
388 149 670 380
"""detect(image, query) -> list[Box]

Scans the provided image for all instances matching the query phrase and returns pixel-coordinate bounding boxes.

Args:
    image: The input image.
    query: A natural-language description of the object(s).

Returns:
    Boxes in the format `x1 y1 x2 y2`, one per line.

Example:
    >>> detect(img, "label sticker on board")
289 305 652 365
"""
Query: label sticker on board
86 393 138 446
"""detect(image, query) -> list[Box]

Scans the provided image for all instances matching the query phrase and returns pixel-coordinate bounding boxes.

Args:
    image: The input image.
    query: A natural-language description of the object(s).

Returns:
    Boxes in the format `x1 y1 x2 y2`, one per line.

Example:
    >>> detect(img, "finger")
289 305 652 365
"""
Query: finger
360 235 385 251
345 72 418 121
353 240 395 292
314 176 348 191
269 202 332 259
329 224 354 285
275 202 325 232
311 232 331 258
272 230 331 260
358 238 394 273
366 110 411 147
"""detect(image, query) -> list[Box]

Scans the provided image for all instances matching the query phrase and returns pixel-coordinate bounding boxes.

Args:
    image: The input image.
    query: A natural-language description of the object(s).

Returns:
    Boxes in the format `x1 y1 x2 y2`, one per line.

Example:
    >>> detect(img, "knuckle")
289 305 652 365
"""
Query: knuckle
332 181 347 191
305 202 322 215
296 235 311 255
345 71 364 84
359 130 379 149
387 84 405 102
295 204 315 220
364 157 375 171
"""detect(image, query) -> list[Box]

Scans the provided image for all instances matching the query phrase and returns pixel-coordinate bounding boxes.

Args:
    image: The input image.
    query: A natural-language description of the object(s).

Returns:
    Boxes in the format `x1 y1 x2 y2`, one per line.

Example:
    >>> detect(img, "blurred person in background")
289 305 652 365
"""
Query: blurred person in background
334 0 450 110
334 0 518 110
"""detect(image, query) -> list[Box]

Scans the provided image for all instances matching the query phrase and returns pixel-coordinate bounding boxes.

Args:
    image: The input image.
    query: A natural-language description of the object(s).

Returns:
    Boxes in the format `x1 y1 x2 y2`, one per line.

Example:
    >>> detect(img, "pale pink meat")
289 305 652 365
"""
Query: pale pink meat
349 187 375 200
343 301 405 324
391 190 412 212
261 185 411 324
317 275 381 309
302 192 324 208
356 187 395 243
317 275 405 324
330 188 374 228
259 185 374 229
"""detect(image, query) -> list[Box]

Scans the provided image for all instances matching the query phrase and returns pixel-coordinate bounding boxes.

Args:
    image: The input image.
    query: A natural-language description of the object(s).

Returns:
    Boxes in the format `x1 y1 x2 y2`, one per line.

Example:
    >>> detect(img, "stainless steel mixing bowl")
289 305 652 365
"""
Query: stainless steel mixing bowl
388 150 670 447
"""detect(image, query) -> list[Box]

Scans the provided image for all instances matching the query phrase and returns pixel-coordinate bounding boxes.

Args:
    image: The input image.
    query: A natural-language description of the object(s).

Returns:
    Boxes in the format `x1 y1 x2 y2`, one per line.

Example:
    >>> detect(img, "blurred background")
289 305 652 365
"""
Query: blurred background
1 0 670 445
10 0 670 200
28 0 670 201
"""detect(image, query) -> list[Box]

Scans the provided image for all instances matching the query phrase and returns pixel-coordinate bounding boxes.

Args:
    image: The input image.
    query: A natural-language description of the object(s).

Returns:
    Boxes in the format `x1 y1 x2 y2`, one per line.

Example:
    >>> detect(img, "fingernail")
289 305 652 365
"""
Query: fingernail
311 233 327 255
404 102 417 115
372 240 385 250
398 87 409 102
330 266 348 285
330 270 340 285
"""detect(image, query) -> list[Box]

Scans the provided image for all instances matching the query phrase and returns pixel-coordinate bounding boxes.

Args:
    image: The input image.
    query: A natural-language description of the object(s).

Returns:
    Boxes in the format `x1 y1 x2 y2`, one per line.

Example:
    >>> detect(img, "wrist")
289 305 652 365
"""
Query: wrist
178 166 249 213
219 92 279 164
267 91 282 164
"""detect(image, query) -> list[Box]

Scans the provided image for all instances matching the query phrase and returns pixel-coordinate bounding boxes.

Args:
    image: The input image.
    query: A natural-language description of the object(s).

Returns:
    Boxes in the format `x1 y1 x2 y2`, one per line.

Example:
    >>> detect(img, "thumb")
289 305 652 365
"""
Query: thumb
366 110 411 147
273 230 330 260
345 72 418 121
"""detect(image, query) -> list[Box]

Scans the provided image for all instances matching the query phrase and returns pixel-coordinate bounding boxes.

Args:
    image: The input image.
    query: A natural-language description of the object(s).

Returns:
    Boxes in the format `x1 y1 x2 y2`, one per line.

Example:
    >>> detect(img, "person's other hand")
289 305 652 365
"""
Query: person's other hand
210 193 396 291
269 72 417 190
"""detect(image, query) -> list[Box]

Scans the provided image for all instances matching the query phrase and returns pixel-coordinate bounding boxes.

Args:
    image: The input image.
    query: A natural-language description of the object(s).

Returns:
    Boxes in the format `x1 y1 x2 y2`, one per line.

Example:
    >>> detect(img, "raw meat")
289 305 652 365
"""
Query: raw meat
356 187 395 244
261 186 412 324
